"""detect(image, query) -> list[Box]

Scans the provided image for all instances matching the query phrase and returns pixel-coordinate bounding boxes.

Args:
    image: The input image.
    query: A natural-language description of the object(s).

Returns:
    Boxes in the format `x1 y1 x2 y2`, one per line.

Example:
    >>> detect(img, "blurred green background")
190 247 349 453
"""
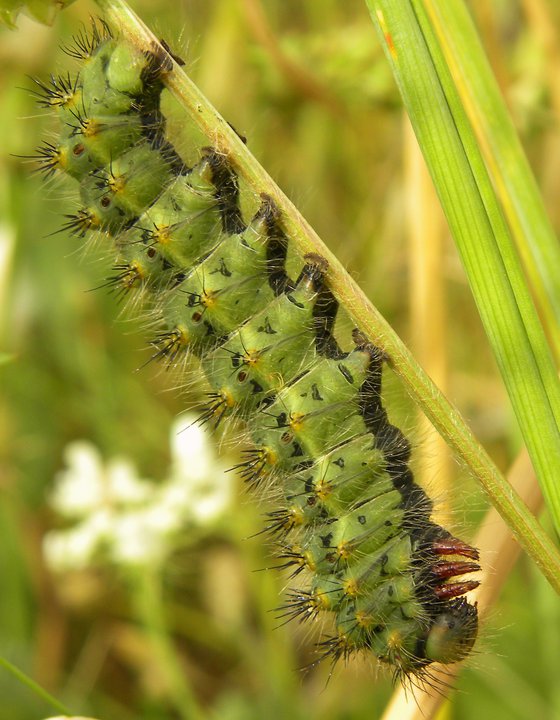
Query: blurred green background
1 1 559 718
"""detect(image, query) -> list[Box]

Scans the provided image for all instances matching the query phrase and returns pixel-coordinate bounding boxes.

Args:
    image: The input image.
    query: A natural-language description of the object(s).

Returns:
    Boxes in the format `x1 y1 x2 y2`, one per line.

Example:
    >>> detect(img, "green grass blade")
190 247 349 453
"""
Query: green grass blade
366 1 560 536
0 656 72 716
423 0 560 362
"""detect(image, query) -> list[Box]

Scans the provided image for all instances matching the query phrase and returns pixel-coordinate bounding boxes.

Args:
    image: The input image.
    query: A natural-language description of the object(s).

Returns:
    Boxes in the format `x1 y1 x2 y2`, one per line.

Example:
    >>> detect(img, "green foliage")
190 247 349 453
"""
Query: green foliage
0 0 76 27
1 1 559 719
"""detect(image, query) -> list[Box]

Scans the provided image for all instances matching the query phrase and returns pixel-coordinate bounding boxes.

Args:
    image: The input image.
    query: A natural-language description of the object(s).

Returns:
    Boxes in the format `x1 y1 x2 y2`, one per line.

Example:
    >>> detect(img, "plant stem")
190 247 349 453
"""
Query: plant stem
133 566 205 720
0 656 72 716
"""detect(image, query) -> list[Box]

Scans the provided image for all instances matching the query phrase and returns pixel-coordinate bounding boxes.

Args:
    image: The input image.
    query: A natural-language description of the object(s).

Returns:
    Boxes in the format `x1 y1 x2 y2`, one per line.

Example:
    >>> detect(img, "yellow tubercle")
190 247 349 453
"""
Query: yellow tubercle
315 477 332 502
289 506 305 527
201 290 216 309
386 629 404 655
153 225 172 246
336 540 352 560
130 260 145 280
289 412 305 432
243 349 261 367
343 578 360 598
219 389 235 409
81 118 100 138
263 447 277 467
303 551 316 572
176 326 189 346
314 589 330 611
355 611 373 629
107 173 126 195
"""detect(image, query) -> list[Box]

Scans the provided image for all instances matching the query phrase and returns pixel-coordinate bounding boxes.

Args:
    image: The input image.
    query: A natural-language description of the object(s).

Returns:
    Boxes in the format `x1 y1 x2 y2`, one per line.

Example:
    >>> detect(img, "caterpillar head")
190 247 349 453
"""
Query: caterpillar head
422 598 478 665
388 597 478 680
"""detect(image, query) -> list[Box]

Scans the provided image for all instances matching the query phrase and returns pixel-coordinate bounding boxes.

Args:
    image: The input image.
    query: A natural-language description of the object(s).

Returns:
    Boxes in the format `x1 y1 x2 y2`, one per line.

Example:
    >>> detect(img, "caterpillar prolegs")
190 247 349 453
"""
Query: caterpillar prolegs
33 21 479 682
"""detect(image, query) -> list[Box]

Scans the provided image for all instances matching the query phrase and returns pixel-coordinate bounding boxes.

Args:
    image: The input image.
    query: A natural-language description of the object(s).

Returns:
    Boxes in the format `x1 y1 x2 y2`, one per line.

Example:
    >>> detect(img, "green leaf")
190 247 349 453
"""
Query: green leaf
421 0 560 363
0 0 76 27
366 1 560 561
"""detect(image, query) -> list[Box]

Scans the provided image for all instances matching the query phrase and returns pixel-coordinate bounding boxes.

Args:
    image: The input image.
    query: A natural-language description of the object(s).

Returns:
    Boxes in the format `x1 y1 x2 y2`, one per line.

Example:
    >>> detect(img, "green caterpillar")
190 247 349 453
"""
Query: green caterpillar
33 20 479 684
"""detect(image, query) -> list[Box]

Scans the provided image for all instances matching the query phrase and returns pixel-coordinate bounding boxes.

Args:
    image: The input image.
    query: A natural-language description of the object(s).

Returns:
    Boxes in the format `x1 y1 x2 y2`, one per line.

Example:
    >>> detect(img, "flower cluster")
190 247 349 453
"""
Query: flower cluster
43 416 233 570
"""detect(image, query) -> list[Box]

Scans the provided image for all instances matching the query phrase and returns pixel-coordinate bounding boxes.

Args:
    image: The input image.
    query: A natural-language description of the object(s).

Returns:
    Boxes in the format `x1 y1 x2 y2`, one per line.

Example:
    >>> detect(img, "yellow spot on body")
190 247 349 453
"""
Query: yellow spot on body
201 290 216 309
154 225 171 245
315 478 332 502
304 552 316 572
120 262 142 289
64 92 79 109
108 174 126 195
220 389 235 409
264 447 277 467
244 349 261 367
78 209 100 232
57 147 68 170
337 540 352 560
355 611 372 628
82 118 100 138
131 261 145 280
344 578 359 597
387 630 404 652
289 412 305 432
290 507 304 527
161 327 189 355
176 327 189 346
54 86 80 111
314 590 330 611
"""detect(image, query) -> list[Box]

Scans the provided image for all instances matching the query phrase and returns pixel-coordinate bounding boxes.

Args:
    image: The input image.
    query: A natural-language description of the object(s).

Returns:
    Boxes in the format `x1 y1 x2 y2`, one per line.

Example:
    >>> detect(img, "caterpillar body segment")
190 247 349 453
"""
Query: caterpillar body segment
36 23 480 682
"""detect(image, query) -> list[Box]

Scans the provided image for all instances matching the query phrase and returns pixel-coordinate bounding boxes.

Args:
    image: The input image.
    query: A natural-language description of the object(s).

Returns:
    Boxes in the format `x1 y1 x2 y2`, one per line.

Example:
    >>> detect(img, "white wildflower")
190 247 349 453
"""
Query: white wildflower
190 482 232 525
106 458 153 505
169 414 233 524
44 521 102 572
49 441 106 518
43 414 234 572
158 479 192 516
171 416 214 483
110 510 166 566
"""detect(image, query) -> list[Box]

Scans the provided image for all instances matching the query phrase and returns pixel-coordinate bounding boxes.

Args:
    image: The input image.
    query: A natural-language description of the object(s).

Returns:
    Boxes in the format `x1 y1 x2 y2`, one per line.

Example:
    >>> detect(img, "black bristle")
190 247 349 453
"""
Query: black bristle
60 18 112 60
29 72 79 109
